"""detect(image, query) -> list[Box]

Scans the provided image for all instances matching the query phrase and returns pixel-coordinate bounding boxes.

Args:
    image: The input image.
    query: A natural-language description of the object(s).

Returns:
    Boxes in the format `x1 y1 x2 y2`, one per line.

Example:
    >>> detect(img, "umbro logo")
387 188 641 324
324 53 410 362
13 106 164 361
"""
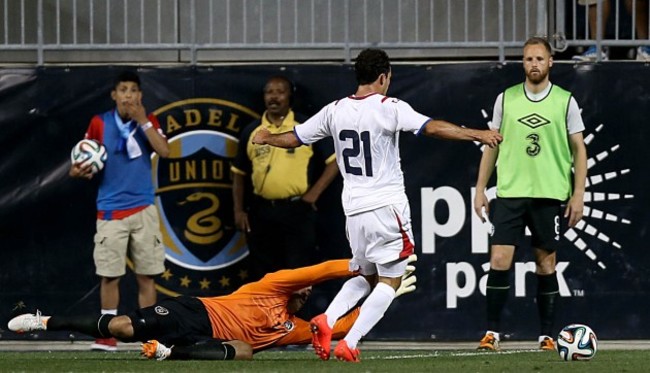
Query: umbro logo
517 113 550 129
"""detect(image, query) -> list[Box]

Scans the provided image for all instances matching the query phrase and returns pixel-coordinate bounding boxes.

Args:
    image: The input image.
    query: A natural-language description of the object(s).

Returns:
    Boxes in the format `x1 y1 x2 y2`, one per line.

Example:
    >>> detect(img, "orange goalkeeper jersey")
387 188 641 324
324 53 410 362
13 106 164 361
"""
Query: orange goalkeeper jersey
198 259 359 351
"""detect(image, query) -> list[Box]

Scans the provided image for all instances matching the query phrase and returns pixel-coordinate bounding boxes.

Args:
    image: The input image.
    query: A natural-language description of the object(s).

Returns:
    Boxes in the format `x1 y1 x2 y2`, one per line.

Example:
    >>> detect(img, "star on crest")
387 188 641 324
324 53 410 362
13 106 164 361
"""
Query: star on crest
219 276 231 288
180 276 192 288
199 278 211 290
161 269 173 281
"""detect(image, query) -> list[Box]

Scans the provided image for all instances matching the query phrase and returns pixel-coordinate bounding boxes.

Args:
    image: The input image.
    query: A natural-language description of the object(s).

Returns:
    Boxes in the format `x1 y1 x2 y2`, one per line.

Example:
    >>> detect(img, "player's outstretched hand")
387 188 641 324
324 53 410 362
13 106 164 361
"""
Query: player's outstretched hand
396 273 416 297
396 254 417 297
479 130 503 148
405 254 416 275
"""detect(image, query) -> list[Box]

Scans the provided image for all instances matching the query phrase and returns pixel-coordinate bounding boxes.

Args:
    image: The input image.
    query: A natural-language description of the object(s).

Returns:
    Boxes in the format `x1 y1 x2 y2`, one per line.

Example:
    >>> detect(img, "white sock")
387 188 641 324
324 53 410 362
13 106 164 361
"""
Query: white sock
101 309 118 315
344 282 396 349
324 276 371 327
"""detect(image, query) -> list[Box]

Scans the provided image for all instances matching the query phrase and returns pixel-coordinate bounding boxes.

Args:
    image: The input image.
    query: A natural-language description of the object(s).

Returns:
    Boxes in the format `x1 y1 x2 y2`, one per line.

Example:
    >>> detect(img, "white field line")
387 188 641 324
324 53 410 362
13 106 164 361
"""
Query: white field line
366 352 440 360
450 349 542 356
366 349 542 360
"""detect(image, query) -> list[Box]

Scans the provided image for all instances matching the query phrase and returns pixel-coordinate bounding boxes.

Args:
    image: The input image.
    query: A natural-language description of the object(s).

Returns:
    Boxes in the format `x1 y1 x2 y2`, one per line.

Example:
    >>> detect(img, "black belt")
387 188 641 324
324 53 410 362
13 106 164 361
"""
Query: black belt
254 195 302 207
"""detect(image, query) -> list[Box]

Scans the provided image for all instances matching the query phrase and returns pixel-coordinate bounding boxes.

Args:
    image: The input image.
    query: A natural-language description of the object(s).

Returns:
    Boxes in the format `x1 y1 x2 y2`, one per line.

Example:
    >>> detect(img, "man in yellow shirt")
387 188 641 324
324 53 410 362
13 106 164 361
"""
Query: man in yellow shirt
231 76 339 280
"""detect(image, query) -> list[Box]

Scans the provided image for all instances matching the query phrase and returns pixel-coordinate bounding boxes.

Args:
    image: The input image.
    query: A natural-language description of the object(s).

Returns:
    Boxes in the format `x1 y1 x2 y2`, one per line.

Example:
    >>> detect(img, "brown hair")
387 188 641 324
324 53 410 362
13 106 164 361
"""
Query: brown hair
524 37 553 55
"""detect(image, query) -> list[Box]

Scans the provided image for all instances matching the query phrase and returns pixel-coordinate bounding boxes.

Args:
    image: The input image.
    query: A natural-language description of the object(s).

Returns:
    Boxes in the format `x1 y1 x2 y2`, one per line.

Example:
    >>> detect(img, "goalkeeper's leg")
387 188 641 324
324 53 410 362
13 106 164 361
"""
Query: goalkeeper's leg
169 340 253 360
46 313 152 341
10 312 119 339
9 311 151 342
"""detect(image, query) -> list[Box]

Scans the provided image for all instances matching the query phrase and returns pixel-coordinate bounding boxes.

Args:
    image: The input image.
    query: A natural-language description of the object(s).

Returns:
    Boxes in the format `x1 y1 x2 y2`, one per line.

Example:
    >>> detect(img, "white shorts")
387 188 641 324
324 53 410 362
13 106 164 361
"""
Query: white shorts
345 201 415 275
352 258 409 278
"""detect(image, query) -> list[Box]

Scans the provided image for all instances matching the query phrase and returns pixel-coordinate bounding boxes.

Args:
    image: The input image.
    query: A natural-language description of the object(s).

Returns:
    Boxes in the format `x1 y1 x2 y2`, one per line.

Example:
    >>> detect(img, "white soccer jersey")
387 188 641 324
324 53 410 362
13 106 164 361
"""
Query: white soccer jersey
294 93 430 215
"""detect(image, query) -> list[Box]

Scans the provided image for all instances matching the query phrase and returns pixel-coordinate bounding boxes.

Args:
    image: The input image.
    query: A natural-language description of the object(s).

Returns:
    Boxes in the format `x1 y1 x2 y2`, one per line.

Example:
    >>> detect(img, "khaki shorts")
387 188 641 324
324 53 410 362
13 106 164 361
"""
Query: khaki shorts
578 0 605 5
94 205 165 277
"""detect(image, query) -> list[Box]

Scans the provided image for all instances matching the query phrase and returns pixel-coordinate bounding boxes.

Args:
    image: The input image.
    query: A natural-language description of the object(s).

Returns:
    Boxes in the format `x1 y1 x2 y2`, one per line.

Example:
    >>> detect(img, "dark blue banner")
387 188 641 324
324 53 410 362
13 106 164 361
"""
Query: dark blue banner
0 63 647 341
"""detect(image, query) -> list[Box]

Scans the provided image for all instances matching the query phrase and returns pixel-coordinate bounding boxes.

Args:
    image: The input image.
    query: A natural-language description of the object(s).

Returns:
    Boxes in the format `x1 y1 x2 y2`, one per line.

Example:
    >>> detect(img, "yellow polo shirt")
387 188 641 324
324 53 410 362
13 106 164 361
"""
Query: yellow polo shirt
232 110 315 200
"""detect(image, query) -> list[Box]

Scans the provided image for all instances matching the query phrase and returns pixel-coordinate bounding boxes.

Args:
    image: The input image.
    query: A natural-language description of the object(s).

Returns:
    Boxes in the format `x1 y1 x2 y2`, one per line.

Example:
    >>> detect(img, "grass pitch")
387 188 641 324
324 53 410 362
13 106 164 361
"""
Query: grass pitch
0 349 644 372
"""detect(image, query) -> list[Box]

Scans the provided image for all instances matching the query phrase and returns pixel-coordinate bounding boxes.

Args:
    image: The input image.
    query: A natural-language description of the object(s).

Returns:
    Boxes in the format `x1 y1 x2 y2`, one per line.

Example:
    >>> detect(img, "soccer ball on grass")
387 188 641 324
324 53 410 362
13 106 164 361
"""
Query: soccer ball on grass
557 323 598 361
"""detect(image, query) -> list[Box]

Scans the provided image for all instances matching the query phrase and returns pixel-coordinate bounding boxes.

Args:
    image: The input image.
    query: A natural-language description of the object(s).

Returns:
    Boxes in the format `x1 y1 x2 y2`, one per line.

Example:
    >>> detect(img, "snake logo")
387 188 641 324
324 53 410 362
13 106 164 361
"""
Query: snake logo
179 192 223 245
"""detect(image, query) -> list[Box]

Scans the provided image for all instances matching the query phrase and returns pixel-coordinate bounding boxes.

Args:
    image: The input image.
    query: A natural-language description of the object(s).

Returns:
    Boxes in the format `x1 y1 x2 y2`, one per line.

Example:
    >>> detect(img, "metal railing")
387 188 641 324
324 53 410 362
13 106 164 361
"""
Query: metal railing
556 0 650 61
0 0 647 65
0 0 547 64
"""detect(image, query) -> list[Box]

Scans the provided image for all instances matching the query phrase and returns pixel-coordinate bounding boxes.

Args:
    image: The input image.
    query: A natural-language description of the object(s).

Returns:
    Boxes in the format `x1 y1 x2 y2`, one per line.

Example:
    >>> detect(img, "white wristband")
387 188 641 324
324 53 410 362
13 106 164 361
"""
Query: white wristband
140 121 153 131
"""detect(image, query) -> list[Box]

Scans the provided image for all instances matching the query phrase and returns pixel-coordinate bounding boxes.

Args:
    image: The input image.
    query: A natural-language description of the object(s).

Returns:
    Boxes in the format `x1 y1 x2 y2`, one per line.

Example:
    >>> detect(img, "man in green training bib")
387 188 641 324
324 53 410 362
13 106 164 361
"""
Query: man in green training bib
473 36 588 352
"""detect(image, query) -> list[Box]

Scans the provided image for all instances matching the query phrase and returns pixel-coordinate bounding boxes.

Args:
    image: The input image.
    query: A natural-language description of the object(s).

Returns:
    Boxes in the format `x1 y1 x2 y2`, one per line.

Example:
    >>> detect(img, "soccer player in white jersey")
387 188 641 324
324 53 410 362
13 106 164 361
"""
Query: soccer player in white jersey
252 48 502 362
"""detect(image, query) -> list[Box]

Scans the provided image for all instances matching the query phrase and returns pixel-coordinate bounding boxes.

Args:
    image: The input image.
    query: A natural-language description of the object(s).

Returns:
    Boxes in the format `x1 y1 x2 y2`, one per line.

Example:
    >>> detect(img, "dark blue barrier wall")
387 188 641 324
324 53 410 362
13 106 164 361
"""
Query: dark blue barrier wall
0 63 648 341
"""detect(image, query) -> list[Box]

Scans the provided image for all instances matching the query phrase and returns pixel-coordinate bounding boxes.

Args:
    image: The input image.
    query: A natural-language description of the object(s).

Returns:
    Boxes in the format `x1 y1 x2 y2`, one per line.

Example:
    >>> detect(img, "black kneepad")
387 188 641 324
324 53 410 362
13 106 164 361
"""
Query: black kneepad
222 343 236 360
97 314 115 338
125 312 161 342
171 340 237 360
195 339 237 360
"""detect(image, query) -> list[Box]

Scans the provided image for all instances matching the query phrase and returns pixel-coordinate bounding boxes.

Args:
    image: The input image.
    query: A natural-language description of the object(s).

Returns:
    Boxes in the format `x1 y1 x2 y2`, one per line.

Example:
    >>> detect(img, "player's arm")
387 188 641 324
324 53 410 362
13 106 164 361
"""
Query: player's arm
395 99 500 147
331 307 360 339
231 123 257 232
472 94 502 222
251 128 301 148
565 131 587 227
232 172 250 232
253 104 331 148
124 96 169 158
421 119 502 148
473 145 499 222
267 260 354 291
140 115 170 158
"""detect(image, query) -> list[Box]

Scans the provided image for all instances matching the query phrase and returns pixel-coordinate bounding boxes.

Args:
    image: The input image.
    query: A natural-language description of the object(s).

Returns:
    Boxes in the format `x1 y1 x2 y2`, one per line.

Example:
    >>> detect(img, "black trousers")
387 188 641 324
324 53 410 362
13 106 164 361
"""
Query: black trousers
246 196 316 281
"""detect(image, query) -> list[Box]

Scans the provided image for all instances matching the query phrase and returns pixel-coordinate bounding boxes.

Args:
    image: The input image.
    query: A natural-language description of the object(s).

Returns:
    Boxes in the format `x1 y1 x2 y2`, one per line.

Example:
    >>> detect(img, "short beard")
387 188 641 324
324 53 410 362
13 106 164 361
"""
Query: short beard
527 70 548 84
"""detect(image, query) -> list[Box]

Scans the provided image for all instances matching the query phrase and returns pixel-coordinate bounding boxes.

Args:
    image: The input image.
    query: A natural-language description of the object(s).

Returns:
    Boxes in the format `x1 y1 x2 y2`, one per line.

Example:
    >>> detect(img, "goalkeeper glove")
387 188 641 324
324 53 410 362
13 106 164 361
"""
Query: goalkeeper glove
405 253 416 275
395 254 417 297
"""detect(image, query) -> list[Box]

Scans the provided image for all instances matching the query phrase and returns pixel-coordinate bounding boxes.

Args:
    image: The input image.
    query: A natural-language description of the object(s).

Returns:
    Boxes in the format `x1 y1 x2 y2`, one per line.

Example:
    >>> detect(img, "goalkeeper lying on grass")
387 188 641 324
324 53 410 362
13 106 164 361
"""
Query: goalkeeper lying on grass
8 256 417 361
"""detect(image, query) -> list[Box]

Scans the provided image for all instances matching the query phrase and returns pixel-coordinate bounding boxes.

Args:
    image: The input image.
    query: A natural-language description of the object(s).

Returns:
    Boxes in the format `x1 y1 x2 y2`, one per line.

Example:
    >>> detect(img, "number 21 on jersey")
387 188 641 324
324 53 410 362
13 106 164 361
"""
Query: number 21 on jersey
339 129 373 176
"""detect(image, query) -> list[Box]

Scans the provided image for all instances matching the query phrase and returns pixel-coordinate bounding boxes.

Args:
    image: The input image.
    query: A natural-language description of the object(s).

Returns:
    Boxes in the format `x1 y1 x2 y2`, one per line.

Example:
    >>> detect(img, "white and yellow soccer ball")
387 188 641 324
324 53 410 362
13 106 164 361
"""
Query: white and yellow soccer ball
557 323 598 361
70 139 107 174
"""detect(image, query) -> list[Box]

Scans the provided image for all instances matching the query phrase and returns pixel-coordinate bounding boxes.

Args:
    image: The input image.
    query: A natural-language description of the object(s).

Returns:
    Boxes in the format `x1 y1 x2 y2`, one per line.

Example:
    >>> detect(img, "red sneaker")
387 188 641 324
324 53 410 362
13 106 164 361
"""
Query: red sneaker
309 314 332 360
334 340 360 363
90 337 117 352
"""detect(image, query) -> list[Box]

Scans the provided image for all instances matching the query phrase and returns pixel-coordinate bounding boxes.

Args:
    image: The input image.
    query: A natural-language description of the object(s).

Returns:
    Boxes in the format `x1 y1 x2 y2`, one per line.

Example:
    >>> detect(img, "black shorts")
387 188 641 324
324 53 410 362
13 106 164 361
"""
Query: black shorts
489 197 563 251
126 296 217 346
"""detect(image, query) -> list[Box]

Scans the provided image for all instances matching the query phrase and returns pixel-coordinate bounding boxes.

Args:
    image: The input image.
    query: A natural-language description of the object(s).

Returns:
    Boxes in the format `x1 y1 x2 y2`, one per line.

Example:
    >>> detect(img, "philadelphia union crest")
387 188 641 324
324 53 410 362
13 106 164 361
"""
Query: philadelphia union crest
152 98 260 296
